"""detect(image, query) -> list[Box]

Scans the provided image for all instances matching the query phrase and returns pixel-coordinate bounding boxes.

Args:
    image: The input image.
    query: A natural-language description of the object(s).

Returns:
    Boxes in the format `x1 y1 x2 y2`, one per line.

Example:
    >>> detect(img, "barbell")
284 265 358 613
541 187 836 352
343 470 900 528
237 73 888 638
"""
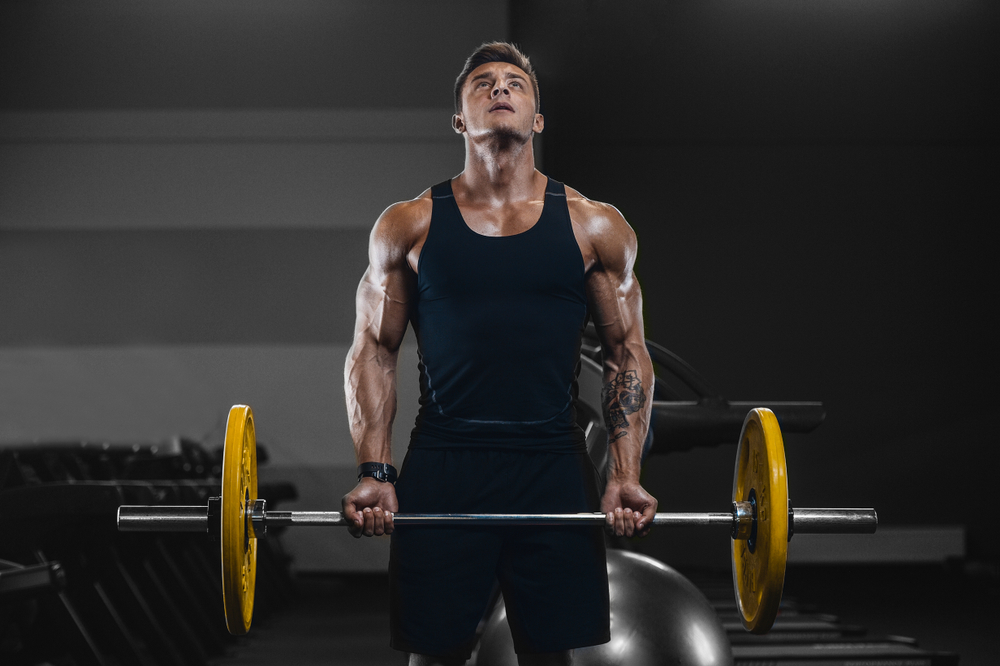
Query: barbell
116 405 877 636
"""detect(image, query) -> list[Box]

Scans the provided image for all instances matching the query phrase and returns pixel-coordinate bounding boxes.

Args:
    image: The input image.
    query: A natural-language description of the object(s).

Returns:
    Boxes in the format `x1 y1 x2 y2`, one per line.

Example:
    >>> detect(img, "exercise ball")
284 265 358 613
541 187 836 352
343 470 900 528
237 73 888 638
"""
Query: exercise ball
474 549 732 666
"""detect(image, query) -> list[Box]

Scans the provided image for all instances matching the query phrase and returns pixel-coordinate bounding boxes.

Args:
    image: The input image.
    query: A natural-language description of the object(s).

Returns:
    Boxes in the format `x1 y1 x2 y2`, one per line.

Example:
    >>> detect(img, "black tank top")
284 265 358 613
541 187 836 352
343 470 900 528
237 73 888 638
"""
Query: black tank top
409 177 589 452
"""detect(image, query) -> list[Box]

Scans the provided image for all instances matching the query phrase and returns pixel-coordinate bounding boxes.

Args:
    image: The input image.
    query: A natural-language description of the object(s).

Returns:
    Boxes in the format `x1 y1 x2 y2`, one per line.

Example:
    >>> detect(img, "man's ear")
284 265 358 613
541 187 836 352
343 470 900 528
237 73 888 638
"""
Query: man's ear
532 113 545 134
452 113 465 134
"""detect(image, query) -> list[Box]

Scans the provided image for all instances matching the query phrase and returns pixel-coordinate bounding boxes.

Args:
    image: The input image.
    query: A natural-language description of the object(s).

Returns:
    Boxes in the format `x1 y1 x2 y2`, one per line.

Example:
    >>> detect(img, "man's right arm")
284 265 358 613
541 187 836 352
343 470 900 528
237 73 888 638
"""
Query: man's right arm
342 197 428 537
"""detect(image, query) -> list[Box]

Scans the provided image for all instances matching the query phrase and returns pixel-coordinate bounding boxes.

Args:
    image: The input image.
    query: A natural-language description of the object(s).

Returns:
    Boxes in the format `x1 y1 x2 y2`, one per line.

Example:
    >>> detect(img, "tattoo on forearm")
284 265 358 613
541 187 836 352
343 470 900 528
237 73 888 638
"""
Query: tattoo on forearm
602 370 647 442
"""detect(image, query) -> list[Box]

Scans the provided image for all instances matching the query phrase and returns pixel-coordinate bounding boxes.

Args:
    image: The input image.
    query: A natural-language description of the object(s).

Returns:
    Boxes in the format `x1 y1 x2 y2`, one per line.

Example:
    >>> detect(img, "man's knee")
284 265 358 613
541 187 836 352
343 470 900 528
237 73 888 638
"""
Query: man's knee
517 650 573 666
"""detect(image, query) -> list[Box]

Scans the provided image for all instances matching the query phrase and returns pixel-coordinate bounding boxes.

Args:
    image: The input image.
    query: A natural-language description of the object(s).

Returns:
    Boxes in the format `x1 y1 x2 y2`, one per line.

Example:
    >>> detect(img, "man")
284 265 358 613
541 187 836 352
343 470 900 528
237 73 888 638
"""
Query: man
343 42 656 666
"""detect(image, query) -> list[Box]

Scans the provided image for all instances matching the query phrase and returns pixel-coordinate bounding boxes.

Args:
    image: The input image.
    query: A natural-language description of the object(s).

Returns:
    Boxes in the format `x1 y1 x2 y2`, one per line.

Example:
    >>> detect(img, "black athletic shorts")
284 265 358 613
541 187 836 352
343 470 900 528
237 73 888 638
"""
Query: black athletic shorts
388 447 610 659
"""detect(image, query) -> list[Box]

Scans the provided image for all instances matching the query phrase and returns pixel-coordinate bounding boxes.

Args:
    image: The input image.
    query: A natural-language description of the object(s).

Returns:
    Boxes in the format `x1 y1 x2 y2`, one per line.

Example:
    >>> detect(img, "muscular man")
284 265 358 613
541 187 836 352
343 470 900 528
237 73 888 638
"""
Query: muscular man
343 42 656 666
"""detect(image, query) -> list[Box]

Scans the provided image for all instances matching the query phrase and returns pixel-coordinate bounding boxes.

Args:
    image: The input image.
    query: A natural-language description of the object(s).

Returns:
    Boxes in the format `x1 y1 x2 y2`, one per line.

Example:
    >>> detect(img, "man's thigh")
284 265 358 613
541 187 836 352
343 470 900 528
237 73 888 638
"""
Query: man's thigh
390 524 502 658
390 447 609 657
499 524 610 654
389 448 507 658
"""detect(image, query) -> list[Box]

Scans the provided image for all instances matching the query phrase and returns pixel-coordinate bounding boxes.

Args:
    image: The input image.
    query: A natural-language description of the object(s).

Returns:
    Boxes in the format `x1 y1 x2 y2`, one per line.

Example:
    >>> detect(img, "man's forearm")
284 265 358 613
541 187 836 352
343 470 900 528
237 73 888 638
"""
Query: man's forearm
344 336 399 465
600 344 654 484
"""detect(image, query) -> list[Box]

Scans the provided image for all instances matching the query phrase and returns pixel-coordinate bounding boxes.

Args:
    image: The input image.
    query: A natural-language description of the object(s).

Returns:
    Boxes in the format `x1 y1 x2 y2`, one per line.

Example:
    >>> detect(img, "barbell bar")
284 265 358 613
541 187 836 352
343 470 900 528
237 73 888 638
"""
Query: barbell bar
115 405 877 636
117 505 875 533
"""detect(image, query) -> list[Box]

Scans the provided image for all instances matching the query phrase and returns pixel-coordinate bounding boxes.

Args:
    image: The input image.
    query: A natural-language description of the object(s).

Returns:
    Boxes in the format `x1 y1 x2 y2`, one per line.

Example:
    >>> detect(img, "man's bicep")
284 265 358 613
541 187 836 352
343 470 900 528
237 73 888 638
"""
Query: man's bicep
351 207 415 352
579 200 642 340
352 259 413 353
587 269 646 364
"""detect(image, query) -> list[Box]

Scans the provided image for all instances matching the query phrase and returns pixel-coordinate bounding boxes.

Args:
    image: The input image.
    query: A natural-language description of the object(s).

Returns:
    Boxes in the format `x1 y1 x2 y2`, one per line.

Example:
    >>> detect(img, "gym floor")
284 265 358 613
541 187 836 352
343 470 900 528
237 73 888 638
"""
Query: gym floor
782 562 999 666
215 563 998 666
220 574 400 666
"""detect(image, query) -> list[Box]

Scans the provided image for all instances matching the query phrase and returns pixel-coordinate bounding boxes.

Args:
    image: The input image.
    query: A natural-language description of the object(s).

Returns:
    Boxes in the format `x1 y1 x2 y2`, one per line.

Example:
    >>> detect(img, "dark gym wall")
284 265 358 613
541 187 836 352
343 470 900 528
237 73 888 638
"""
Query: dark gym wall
512 1 998 560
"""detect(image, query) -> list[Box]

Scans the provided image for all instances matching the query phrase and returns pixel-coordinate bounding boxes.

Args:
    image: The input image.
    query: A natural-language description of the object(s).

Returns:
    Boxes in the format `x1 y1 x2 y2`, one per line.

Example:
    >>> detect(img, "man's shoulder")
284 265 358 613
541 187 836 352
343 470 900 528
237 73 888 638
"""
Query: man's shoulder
563 184 637 261
377 188 434 229
372 188 434 247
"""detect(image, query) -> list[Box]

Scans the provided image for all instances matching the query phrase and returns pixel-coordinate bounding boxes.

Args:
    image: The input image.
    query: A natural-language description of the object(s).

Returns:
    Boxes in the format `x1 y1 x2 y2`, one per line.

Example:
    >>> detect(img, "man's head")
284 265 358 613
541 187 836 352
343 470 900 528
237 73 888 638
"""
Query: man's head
452 42 543 153
454 42 540 115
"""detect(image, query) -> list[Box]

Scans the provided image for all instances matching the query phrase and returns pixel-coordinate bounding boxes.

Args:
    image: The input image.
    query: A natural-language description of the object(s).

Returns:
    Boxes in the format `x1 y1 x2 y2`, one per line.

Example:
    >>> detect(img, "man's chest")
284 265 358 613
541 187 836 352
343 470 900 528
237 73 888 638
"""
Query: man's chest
456 199 545 237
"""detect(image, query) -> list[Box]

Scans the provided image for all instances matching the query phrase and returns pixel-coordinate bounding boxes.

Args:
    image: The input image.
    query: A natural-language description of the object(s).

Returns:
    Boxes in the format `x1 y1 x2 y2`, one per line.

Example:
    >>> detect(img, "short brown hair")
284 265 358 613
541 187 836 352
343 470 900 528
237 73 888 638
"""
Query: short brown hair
454 41 540 114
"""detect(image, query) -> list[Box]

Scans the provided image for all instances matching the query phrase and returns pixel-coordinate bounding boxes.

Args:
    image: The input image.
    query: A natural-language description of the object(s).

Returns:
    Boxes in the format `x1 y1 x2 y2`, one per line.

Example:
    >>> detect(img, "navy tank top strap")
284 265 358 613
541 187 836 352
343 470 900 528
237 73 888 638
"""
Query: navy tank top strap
542 177 573 239
430 180 454 199
546 177 567 197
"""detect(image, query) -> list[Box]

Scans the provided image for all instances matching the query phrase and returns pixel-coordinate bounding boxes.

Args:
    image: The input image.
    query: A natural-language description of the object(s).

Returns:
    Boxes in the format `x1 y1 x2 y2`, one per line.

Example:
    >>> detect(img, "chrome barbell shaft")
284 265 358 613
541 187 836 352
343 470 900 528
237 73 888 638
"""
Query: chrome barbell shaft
118 505 207 532
116 507 729 530
792 508 878 534
117 506 876 533
268 512 735 527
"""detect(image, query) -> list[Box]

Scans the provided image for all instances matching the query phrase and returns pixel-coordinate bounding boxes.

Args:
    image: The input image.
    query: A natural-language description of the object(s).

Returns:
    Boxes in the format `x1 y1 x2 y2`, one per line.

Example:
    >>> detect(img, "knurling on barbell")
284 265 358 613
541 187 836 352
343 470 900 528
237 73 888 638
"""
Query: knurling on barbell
116 405 876 636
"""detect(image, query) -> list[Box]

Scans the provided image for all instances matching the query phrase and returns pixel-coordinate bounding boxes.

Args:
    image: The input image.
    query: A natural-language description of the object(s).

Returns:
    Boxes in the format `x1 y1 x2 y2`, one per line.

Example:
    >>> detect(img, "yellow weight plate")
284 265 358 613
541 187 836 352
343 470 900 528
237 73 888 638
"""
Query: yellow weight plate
731 408 788 634
221 404 257 635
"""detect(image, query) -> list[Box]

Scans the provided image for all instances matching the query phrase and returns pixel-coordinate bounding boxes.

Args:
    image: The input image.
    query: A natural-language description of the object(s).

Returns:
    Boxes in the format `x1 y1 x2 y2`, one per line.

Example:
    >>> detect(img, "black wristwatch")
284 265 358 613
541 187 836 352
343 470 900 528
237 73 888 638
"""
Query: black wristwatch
357 462 397 484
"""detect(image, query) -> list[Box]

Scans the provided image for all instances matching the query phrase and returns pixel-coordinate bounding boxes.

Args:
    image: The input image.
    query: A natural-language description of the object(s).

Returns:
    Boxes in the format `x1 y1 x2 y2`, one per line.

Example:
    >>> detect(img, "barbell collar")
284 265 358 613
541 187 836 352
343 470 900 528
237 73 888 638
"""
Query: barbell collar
251 499 268 537
732 501 754 540
207 496 221 541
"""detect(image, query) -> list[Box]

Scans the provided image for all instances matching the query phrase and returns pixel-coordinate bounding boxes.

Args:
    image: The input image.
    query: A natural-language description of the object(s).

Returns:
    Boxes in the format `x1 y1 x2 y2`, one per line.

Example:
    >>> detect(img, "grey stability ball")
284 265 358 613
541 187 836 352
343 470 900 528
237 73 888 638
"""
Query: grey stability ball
474 549 733 666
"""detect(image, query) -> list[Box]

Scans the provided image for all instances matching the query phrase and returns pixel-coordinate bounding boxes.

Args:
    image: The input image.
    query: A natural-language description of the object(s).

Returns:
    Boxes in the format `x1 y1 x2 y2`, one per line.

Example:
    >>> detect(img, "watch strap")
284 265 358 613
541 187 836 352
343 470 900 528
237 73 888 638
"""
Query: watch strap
357 462 398 484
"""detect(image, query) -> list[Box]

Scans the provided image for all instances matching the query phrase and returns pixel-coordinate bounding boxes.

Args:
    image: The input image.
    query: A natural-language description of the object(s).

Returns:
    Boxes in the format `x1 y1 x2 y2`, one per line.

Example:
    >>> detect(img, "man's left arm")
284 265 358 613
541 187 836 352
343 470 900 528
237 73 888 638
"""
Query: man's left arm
578 201 657 538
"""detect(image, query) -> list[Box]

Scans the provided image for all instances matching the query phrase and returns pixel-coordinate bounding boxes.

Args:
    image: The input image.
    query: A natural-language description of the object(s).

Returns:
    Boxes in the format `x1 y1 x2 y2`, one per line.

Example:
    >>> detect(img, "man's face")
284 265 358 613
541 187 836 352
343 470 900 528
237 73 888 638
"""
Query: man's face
454 62 543 139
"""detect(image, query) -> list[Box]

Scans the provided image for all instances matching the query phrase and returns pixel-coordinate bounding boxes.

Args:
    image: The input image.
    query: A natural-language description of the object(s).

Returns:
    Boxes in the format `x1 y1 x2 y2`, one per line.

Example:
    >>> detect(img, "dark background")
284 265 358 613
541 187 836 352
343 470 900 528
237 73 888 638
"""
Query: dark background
512 0 998 562
1 0 997 566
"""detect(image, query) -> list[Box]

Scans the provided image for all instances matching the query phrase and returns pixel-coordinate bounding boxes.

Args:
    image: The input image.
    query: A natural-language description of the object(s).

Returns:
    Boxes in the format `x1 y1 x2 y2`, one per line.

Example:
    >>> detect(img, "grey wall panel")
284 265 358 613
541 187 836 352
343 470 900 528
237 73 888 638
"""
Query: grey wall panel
0 110 458 143
1 0 510 110
0 135 463 230
1 229 371 345
0 343 423 470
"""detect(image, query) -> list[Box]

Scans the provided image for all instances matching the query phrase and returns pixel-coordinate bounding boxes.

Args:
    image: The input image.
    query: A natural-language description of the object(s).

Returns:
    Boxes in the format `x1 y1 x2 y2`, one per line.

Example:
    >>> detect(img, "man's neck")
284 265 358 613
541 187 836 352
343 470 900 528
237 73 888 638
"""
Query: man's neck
457 134 540 203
